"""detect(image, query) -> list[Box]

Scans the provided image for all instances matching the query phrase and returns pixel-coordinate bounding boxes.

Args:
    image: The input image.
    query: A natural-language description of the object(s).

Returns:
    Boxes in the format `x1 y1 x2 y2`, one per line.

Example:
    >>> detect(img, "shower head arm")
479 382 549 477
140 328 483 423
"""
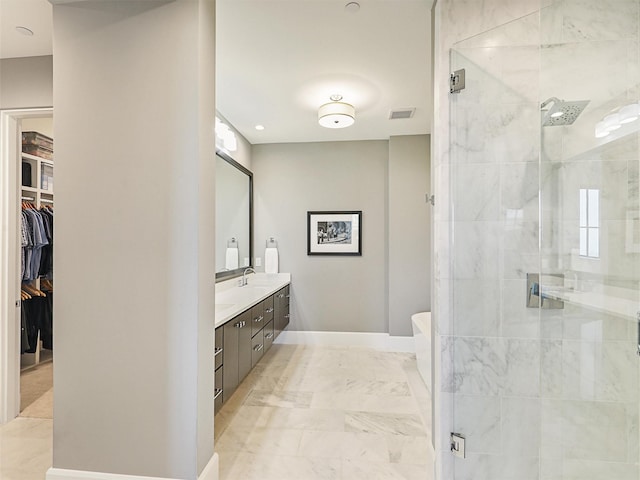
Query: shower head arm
540 97 563 110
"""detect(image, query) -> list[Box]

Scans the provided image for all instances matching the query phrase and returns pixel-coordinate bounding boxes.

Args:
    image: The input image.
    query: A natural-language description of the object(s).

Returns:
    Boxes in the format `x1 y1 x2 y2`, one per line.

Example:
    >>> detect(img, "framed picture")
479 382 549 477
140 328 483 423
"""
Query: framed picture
307 211 362 256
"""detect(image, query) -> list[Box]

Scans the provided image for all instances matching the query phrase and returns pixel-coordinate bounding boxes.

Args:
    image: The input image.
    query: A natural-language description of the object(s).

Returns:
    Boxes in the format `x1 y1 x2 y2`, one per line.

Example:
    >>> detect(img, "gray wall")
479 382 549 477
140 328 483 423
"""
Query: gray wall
253 141 389 333
0 56 53 109
253 137 431 335
388 135 431 336
52 1 215 478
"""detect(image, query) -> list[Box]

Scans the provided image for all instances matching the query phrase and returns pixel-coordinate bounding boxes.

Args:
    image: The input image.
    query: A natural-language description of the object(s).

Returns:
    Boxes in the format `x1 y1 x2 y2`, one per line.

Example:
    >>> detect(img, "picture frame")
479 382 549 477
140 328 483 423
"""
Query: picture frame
307 211 362 256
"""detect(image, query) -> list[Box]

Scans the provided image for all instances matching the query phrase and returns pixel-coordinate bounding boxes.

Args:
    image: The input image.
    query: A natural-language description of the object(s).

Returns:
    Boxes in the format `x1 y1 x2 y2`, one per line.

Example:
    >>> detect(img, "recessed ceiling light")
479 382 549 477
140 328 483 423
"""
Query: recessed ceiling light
16 26 34 36
255 125 265 131
345 2 360 13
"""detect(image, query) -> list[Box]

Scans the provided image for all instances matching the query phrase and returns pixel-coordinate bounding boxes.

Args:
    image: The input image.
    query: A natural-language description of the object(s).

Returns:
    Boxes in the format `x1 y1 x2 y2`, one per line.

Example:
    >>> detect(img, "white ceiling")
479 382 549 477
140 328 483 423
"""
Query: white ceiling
0 0 52 59
0 0 433 145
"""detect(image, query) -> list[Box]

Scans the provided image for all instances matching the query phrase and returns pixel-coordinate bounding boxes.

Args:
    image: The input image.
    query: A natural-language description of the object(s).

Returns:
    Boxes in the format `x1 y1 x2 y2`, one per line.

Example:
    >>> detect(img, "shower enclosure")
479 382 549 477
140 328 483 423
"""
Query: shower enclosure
447 2 640 479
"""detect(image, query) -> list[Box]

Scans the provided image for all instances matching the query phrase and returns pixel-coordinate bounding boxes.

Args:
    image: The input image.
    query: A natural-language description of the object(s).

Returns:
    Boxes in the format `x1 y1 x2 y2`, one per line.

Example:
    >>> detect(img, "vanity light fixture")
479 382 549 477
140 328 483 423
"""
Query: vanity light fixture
318 95 355 129
603 113 622 132
215 117 237 152
594 101 640 138
619 102 639 124
594 120 610 138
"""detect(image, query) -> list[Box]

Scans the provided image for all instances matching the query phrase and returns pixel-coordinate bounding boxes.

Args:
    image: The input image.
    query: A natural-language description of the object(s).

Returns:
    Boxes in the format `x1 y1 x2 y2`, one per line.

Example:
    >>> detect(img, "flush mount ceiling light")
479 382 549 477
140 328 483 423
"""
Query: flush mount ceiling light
318 95 355 129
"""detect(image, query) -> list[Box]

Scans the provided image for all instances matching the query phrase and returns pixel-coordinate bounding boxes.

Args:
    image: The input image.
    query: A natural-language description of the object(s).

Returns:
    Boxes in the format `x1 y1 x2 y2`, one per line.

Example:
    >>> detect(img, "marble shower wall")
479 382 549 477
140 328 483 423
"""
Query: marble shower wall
434 1 640 480
538 1 640 479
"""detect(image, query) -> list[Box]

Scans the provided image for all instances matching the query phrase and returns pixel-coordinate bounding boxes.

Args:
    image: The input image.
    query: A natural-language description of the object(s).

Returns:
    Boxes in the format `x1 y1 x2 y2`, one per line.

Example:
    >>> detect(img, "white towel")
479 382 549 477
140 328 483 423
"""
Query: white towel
264 247 279 274
225 247 239 270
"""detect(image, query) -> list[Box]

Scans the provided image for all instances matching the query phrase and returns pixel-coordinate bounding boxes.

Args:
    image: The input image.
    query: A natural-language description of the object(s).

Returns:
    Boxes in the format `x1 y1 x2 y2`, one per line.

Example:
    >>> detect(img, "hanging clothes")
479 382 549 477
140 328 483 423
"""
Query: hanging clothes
38 206 54 278
20 204 54 354
21 204 50 282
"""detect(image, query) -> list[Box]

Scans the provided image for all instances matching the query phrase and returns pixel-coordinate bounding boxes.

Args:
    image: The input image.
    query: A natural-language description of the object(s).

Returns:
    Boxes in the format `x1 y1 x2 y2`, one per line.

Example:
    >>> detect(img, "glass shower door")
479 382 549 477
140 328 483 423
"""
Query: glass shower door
448 2 640 479
448 13 545 480
538 1 640 477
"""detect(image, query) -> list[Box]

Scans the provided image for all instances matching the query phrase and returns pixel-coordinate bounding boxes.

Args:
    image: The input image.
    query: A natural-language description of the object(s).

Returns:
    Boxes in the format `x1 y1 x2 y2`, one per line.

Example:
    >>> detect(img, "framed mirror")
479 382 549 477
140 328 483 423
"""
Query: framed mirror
215 150 253 281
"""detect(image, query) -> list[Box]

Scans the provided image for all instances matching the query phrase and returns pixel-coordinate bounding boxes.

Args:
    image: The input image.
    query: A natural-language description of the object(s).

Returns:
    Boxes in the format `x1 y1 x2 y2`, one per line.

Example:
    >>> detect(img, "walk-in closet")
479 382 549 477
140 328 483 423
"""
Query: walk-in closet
16 115 54 420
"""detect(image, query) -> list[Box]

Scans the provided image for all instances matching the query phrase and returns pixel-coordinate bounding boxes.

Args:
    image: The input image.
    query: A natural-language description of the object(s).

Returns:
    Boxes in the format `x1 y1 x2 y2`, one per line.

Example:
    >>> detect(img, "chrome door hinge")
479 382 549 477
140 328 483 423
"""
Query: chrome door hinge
450 432 466 458
450 69 466 94
426 193 435 206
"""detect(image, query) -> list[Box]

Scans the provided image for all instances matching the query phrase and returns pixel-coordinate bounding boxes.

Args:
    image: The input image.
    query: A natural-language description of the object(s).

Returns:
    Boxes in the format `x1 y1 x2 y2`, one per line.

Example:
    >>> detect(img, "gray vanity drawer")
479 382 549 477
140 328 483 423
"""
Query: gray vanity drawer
214 327 223 370
251 329 264 368
263 320 274 352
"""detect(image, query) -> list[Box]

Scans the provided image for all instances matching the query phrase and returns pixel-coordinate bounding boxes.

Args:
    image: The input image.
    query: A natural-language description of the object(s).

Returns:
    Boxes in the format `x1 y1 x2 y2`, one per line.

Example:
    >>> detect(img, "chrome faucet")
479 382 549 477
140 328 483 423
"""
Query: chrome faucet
241 267 255 286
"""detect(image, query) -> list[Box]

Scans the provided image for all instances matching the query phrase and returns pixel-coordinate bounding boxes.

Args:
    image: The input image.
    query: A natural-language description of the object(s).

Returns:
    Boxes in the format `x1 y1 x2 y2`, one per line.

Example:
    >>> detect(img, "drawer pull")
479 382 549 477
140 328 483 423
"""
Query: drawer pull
253 344 263 352
214 347 223 356
214 388 223 400
278 293 284 298
284 314 290 319
254 315 263 323
265 332 274 339
236 320 246 328
286 294 290 299
265 308 274 313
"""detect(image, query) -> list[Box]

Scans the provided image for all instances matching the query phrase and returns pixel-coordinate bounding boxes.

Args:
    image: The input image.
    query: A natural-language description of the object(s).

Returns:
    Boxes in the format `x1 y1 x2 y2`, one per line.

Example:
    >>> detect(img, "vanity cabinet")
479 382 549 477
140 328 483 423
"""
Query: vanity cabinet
214 327 224 413
222 309 251 402
215 282 290 412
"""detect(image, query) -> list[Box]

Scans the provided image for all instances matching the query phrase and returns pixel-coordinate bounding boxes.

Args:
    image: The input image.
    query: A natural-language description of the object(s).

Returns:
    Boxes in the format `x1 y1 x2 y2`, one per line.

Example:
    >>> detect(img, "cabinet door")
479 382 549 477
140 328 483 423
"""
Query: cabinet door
251 328 264 368
222 319 239 401
283 285 291 329
251 302 265 338
214 366 223 414
273 287 286 339
238 310 252 382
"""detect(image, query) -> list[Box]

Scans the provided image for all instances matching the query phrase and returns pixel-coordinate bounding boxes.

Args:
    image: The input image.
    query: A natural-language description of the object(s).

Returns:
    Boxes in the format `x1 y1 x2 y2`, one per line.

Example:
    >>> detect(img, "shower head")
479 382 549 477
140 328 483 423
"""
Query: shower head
541 97 590 126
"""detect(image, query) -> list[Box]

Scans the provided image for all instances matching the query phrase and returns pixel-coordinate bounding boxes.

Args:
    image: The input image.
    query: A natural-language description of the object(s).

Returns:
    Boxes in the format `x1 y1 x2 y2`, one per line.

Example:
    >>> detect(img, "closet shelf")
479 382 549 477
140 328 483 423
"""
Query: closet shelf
21 152 53 164
21 186 37 193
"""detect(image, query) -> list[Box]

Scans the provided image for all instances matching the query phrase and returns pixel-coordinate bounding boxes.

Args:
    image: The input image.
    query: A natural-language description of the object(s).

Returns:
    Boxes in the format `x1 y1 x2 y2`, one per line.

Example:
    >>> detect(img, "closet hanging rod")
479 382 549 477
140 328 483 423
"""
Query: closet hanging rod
40 199 54 204
21 196 35 201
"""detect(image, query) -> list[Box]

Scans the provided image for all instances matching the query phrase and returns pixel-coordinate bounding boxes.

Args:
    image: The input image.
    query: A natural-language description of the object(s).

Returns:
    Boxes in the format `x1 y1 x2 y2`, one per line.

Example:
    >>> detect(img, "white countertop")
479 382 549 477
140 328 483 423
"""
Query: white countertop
541 282 639 320
214 273 291 328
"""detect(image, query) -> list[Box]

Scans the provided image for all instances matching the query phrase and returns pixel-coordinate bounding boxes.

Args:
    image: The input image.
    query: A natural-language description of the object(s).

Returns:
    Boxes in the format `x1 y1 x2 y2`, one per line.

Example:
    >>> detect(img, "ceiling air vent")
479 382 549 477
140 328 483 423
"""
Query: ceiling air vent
389 108 416 120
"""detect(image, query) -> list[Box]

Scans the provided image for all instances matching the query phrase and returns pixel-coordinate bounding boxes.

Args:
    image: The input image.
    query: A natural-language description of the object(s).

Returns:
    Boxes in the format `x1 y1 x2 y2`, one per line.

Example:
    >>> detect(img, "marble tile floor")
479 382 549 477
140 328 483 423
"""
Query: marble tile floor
0 344 433 480
215 344 434 480
0 417 52 480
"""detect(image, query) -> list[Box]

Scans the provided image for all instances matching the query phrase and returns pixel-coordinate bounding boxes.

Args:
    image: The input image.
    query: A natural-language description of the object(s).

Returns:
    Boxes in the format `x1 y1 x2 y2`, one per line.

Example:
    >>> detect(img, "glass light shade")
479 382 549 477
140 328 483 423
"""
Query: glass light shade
603 113 622 131
619 103 639 124
318 102 355 128
594 121 610 138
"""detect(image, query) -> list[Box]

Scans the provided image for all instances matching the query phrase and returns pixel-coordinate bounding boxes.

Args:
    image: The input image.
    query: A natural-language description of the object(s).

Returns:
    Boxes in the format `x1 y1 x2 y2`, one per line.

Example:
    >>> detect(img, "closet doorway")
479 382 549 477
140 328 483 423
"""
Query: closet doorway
0 107 54 424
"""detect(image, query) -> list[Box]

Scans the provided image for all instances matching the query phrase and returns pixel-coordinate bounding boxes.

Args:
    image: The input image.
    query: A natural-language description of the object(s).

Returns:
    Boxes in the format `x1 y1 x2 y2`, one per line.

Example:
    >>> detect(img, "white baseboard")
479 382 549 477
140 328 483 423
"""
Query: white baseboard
198 453 218 480
274 330 415 353
46 453 219 480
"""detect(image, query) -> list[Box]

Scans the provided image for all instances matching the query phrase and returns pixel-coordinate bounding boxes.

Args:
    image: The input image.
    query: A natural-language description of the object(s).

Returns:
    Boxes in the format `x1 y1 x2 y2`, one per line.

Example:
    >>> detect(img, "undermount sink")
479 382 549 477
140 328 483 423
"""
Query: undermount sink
243 286 271 293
